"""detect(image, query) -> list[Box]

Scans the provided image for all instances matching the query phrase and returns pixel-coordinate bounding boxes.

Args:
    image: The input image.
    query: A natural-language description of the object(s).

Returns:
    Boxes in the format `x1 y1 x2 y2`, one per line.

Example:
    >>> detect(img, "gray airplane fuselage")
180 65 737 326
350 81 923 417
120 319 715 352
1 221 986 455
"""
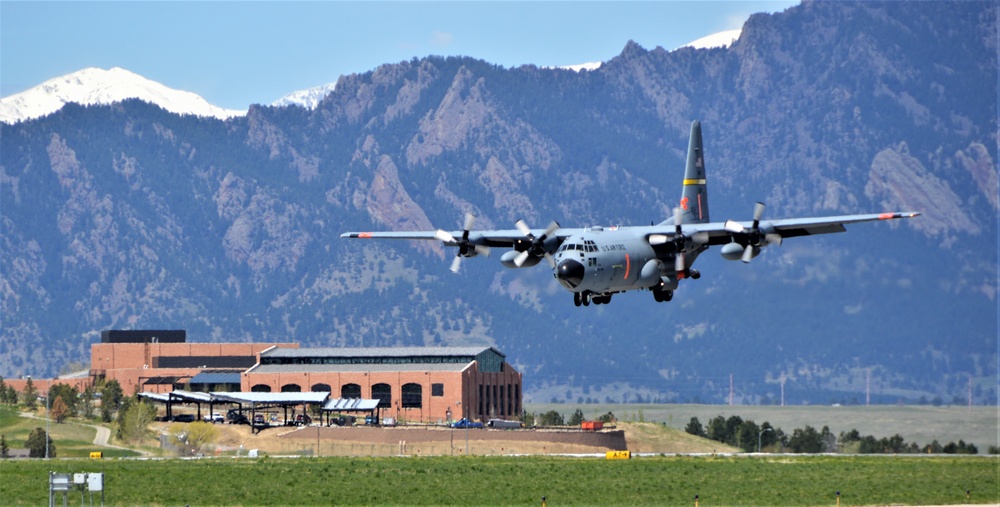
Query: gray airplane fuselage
552 227 702 295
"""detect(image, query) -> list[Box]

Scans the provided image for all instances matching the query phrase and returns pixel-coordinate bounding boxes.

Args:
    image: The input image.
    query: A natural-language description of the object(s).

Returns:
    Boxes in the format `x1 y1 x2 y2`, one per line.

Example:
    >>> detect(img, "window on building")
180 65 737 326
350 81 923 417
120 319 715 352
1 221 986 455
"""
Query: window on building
372 383 392 408
281 384 301 392
431 383 444 397
251 384 272 392
402 383 422 408
341 383 361 399
311 383 331 392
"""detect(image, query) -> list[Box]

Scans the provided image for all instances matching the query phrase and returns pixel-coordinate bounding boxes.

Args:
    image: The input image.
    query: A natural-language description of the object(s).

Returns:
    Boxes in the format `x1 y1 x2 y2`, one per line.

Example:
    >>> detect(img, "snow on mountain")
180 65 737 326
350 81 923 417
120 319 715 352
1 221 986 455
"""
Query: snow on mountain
0 67 245 124
680 29 742 49
271 82 337 109
557 29 742 72
560 62 603 72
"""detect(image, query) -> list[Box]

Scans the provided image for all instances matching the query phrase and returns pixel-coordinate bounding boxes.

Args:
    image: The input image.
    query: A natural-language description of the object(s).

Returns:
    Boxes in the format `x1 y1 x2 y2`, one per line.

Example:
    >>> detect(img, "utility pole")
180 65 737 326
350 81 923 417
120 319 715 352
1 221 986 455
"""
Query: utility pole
866 368 871 407
729 374 734 406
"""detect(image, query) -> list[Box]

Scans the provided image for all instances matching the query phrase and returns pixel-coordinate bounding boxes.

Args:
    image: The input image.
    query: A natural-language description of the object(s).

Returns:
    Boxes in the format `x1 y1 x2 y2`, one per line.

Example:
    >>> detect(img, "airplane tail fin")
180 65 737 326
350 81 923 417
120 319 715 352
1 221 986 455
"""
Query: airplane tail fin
679 120 709 224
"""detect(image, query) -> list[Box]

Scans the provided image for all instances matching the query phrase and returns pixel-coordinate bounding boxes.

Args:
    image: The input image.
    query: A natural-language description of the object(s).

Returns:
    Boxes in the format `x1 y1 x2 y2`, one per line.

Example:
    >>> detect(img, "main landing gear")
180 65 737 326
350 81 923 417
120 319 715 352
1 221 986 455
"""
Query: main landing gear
651 287 674 303
573 291 612 307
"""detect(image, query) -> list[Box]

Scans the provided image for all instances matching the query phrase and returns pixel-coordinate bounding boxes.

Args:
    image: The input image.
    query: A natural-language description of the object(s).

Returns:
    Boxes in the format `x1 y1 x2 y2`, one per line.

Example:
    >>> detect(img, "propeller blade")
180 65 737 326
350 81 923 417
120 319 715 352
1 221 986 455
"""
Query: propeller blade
674 207 684 234
463 213 476 232
435 229 456 243
449 256 462 274
741 245 754 263
765 233 783 246
675 252 685 273
542 221 560 238
725 220 745 234
544 253 556 268
474 244 491 257
753 202 766 223
648 234 669 246
514 250 531 267
692 231 710 244
515 219 532 237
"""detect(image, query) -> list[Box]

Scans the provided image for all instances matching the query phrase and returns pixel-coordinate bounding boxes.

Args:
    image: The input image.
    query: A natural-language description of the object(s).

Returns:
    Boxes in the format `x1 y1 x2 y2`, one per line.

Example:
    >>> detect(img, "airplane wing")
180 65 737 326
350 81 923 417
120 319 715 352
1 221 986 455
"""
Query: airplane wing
340 227 584 248
684 211 921 246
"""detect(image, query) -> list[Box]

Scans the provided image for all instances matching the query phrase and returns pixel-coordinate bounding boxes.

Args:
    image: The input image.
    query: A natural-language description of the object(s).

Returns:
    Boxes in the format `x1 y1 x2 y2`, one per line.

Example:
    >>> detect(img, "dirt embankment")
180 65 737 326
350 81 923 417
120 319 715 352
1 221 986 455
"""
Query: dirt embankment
183 421 729 457
190 422 627 457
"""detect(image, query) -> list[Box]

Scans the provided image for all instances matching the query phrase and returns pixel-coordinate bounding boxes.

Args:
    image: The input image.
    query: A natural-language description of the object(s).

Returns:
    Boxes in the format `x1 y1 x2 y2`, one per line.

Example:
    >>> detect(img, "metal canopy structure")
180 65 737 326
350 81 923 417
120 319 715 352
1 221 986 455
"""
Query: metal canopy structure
140 391 331 432
320 397 381 426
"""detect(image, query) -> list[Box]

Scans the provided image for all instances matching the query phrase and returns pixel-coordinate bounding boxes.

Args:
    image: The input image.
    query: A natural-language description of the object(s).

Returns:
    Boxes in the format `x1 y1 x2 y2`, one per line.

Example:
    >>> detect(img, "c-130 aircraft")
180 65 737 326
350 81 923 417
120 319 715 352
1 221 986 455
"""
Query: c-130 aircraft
342 121 919 307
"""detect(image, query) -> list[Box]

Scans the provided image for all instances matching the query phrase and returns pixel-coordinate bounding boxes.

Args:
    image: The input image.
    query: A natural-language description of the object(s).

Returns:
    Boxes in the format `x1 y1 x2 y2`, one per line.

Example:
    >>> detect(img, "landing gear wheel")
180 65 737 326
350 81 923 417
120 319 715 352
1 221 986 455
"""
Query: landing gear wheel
652 288 674 303
573 292 582 307
582 292 591 306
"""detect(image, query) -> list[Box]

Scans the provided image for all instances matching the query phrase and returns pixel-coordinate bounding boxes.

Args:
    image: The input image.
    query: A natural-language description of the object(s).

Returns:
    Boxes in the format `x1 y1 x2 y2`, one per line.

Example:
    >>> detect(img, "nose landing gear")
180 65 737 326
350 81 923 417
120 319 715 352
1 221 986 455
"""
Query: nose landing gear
574 292 612 306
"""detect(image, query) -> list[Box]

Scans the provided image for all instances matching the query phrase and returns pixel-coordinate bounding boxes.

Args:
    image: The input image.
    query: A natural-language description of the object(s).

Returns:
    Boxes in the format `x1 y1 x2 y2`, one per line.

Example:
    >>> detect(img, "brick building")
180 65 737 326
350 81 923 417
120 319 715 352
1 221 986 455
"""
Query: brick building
6 331 524 424
244 346 523 423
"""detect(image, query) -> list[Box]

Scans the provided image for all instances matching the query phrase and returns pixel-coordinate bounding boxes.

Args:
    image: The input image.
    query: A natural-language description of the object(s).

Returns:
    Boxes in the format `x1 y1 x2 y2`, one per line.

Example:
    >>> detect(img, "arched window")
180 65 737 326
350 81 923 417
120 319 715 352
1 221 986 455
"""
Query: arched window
251 384 272 393
311 383 331 392
341 383 361 399
371 383 392 408
281 384 301 392
401 383 422 408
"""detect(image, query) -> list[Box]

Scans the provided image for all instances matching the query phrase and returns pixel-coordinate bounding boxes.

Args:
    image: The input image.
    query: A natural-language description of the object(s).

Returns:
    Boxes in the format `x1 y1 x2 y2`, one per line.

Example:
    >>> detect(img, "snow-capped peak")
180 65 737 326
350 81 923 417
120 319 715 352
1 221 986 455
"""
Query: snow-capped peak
271 82 338 109
0 67 246 124
680 29 742 50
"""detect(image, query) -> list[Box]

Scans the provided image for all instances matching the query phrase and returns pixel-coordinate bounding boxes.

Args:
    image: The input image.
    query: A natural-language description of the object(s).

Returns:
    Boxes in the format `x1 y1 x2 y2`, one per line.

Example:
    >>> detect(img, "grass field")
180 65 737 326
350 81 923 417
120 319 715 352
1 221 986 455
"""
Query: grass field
0 406 141 458
526 403 1000 451
0 454 996 506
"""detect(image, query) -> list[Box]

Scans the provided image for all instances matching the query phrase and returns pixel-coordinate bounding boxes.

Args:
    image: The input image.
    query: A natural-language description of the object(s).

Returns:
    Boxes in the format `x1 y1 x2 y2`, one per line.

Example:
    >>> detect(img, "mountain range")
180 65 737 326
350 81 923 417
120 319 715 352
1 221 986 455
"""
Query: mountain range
1 1 996 406
0 30 742 124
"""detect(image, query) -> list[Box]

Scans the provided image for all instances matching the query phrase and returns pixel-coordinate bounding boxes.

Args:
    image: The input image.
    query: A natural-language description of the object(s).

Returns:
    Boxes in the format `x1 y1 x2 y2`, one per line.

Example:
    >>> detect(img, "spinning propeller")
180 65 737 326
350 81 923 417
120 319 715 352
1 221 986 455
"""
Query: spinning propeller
649 208 709 273
435 213 489 273
513 219 560 267
724 202 783 263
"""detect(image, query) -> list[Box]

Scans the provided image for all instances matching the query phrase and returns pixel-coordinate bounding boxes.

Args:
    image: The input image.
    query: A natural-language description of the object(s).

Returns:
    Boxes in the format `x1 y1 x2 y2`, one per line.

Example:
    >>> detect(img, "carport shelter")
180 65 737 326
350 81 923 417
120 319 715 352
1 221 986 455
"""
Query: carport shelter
140 391 330 433
321 397 381 425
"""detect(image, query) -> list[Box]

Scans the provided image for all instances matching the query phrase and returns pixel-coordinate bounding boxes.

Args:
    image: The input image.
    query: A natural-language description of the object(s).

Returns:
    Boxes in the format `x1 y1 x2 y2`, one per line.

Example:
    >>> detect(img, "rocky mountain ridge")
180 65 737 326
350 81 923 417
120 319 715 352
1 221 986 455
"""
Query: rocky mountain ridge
1 1 996 405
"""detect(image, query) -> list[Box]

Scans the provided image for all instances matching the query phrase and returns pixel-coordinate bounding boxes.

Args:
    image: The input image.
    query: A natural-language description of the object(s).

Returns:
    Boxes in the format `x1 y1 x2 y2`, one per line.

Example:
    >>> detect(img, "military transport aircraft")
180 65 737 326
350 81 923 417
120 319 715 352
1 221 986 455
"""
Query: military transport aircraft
342 121 919 307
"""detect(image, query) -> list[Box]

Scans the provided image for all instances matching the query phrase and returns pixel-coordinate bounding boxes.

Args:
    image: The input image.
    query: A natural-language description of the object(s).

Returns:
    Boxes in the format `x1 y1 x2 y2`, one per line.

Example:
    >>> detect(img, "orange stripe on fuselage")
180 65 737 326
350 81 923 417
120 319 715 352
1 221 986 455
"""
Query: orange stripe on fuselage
624 254 631 280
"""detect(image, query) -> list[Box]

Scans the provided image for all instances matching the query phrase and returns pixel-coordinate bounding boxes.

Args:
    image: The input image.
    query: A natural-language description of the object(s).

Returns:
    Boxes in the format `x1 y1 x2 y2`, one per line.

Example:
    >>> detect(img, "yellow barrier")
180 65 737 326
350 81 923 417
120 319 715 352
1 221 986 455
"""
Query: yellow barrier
605 450 630 460
89 451 102 459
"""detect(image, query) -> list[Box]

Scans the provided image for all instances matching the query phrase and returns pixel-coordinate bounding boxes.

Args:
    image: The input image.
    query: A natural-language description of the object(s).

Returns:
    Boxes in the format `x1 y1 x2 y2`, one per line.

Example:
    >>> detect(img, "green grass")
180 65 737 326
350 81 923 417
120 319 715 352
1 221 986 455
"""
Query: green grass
0 455 996 506
0 405 140 458
527 403 1000 451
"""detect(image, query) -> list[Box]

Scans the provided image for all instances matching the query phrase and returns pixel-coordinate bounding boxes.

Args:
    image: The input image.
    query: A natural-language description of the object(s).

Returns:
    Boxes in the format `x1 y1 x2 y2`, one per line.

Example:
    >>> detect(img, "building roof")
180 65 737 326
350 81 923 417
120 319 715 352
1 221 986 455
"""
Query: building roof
189 372 241 385
246 362 473 375
322 398 380 411
261 345 503 359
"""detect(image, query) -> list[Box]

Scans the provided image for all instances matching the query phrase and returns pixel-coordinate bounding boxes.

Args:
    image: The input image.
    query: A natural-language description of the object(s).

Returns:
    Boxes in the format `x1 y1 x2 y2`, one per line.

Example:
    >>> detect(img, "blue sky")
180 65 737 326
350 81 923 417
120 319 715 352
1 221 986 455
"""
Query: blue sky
2 1 798 110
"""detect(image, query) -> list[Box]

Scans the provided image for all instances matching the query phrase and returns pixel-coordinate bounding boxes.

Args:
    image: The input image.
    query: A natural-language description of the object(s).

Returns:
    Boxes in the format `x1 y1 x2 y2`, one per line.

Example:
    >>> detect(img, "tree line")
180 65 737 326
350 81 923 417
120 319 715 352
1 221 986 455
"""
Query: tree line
684 415 991 454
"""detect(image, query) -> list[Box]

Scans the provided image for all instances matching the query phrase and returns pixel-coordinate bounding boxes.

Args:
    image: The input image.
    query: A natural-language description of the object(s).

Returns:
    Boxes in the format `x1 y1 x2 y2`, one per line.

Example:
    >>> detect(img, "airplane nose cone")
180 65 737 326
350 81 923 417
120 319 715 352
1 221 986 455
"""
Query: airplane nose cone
556 259 585 289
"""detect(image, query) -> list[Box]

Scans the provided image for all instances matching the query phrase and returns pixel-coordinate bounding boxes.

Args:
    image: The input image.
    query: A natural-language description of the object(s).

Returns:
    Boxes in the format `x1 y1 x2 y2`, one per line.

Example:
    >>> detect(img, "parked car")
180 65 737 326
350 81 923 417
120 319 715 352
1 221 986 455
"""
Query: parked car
227 410 249 425
172 414 195 423
203 414 225 424
451 418 484 429
364 415 380 426
253 413 266 426
295 414 312 426
328 415 356 427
